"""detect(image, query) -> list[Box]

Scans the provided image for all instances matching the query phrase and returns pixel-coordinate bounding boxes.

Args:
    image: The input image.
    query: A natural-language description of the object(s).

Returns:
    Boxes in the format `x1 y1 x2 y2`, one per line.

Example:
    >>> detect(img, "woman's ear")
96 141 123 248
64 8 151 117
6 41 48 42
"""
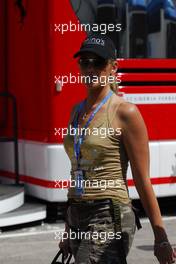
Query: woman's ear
111 60 118 73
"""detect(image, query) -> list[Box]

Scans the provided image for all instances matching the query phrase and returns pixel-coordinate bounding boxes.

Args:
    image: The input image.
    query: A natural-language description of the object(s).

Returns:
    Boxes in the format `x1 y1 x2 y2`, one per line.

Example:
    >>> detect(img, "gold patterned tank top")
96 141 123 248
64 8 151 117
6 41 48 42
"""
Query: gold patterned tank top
63 92 131 204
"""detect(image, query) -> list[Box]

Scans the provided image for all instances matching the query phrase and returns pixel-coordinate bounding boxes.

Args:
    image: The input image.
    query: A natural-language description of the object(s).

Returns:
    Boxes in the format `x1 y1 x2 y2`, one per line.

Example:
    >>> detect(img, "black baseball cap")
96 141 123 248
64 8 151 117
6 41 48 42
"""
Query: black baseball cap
73 33 117 60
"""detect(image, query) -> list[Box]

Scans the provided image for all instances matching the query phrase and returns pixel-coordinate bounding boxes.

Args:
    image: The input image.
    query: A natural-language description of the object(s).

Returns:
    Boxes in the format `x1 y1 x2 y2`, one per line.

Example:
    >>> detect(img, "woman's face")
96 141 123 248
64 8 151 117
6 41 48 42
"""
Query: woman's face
77 52 117 89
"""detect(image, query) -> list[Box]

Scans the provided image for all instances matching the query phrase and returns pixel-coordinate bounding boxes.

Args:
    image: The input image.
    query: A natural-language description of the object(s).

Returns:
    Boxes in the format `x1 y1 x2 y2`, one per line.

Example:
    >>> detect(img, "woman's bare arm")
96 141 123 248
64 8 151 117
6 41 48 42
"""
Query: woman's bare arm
118 102 167 242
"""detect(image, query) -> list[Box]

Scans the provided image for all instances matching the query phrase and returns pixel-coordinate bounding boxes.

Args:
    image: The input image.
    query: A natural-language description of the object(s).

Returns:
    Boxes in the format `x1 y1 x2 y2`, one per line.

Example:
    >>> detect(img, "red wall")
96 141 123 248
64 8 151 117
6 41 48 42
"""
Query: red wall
6 0 50 141
3 0 86 142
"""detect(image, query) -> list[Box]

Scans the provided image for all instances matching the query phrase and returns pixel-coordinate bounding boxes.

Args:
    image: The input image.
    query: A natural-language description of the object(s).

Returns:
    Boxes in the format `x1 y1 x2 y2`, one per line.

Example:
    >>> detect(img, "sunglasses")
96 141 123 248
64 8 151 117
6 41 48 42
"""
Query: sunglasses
78 58 109 69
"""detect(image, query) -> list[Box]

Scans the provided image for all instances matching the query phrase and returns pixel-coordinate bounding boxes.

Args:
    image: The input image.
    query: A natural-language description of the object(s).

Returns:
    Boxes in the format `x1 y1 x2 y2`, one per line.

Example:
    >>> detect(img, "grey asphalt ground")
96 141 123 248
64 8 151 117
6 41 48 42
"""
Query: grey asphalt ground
0 217 175 264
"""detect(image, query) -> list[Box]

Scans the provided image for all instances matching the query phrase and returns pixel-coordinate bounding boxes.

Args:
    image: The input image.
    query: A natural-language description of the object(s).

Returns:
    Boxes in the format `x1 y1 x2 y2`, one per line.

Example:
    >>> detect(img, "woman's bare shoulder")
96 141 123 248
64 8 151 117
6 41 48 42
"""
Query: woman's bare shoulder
112 94 139 120
112 94 147 135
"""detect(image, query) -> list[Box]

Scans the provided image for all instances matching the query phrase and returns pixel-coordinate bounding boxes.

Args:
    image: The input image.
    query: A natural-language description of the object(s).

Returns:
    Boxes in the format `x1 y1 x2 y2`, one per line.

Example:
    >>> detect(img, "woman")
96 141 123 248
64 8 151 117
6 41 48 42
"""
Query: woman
59 33 176 264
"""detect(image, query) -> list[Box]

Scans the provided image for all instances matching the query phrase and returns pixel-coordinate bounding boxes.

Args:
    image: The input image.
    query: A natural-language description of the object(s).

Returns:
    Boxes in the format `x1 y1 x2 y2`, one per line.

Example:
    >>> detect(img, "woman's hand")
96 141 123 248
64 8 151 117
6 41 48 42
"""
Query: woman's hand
154 241 176 264
58 237 70 259
58 223 71 259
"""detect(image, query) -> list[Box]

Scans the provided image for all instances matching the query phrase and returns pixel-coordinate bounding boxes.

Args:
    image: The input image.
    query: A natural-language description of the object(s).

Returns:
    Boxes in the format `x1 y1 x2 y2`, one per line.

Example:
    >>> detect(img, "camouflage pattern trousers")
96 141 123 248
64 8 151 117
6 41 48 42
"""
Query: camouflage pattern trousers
66 199 136 264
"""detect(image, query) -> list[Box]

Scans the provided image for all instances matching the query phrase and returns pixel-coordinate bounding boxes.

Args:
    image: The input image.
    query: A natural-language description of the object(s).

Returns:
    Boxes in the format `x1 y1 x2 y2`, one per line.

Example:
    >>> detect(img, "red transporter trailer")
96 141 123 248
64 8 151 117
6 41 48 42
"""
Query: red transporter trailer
0 1 176 226
0 0 87 202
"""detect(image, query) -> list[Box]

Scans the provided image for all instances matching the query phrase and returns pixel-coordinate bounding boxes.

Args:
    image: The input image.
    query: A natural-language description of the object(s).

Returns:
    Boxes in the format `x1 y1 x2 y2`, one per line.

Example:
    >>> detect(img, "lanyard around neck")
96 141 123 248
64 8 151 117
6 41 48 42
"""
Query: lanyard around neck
73 90 113 166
